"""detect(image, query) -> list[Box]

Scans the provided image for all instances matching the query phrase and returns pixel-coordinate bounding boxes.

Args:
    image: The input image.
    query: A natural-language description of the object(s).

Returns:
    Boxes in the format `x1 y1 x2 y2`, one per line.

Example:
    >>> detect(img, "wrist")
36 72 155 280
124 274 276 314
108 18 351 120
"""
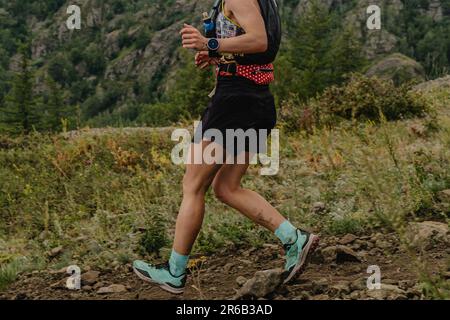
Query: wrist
207 38 221 57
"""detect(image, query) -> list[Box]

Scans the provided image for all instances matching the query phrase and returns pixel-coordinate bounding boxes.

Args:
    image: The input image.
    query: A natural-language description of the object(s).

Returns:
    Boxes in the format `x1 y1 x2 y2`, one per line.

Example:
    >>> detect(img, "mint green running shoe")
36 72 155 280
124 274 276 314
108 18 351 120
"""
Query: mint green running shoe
133 260 186 294
283 230 320 284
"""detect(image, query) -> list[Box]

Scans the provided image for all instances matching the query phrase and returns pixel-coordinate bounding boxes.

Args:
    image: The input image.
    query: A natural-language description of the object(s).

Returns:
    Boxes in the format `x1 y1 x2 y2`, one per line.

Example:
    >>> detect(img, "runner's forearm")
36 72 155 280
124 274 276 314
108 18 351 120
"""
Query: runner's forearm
217 33 267 54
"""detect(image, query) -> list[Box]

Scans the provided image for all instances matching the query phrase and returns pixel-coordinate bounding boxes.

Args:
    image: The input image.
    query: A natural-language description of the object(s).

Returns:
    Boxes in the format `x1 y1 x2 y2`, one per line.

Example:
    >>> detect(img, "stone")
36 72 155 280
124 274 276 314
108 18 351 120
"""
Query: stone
238 259 252 265
236 276 248 287
13 293 28 300
366 284 407 300
81 270 100 285
321 245 362 264
408 221 449 249
49 279 66 289
339 234 357 245
398 280 416 290
349 291 361 300
93 281 107 290
376 239 392 250
97 284 127 294
38 231 51 240
350 278 366 291
312 202 326 214
311 278 328 294
415 76 450 92
366 53 426 85
223 262 235 273
234 269 284 299
49 266 69 274
48 246 64 258
437 189 450 203
295 291 311 300
329 281 351 297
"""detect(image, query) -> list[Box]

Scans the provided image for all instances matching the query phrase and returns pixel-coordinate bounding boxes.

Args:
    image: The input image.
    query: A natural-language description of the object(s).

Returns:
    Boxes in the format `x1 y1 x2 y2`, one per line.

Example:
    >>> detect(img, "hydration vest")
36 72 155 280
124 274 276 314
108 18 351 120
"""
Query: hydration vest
206 0 282 65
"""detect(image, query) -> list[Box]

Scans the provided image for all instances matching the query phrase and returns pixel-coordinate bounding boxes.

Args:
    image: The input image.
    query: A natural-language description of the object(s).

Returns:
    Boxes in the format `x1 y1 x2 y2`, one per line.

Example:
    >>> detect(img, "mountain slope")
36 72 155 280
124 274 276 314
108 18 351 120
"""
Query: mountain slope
0 0 449 127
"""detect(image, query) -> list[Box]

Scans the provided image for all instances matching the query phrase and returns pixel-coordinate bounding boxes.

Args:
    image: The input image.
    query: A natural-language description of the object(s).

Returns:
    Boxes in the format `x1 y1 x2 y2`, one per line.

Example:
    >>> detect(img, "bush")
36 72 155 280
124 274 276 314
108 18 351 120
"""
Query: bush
135 28 151 50
314 74 430 124
137 102 186 127
0 259 21 290
280 74 431 131
138 215 169 257
47 54 76 86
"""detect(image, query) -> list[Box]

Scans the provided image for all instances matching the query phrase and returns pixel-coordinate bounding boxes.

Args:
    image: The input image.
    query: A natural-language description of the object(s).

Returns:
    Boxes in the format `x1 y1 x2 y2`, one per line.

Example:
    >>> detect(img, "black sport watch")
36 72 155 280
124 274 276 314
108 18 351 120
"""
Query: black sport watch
207 38 220 58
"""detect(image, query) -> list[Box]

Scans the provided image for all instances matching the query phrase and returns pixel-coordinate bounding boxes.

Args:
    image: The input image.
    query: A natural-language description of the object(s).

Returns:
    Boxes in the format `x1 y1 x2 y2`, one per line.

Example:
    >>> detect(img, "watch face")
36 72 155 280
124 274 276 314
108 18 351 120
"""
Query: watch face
208 38 220 51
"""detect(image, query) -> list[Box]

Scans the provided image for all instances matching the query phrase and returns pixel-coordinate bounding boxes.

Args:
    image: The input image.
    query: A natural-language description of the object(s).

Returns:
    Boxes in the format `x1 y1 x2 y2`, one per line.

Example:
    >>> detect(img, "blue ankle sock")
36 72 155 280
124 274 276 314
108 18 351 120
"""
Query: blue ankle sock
169 249 189 277
275 220 298 245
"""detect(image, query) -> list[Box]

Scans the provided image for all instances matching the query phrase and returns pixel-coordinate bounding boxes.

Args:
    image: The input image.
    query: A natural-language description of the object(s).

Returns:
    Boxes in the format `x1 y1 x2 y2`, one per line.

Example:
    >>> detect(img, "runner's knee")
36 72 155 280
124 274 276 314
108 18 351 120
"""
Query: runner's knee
212 180 237 204
182 173 211 196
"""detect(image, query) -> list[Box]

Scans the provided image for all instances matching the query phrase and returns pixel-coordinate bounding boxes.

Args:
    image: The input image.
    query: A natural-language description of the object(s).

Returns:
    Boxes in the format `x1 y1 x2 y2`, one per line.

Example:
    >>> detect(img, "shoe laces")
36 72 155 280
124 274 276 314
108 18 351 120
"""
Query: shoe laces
154 262 170 270
155 261 186 278
283 230 300 255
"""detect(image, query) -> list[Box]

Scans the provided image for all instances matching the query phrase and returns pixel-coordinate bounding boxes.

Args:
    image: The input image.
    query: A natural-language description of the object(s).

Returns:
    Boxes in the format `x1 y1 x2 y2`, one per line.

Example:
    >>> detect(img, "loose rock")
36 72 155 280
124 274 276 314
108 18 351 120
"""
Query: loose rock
339 234 357 245
48 246 64 258
312 202 326 214
223 262 235 273
366 284 407 300
437 189 450 202
311 278 328 294
321 245 362 264
329 281 351 297
408 221 449 249
81 270 100 286
236 276 248 287
97 284 127 294
234 269 284 299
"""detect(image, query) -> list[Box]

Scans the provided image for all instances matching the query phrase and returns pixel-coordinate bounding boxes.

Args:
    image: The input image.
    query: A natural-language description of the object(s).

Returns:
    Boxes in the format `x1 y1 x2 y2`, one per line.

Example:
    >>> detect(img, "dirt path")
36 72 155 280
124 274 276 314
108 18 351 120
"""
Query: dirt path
1 232 448 300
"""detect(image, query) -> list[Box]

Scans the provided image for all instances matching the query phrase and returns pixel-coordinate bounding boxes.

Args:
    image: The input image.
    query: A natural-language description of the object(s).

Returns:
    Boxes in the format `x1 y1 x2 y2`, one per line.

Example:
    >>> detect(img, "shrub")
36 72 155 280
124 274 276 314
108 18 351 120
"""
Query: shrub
137 102 186 126
328 219 364 236
0 259 21 290
138 214 169 257
280 74 431 131
312 74 430 125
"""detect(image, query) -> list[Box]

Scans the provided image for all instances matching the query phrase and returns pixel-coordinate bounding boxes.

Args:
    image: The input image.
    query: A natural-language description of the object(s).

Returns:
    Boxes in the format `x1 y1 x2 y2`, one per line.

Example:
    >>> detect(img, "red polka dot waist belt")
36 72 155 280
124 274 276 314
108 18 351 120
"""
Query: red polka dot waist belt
217 63 275 85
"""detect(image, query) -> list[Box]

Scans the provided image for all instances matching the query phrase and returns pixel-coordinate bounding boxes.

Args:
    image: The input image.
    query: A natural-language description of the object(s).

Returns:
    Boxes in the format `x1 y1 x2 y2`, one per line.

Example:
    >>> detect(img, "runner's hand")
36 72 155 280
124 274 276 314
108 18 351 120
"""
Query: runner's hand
180 23 208 51
195 51 218 69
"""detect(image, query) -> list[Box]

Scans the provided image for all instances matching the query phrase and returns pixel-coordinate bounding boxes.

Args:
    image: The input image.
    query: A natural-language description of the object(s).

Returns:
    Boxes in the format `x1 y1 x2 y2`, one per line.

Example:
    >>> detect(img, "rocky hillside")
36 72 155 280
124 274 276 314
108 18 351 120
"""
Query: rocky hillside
0 76 449 299
2 226 448 300
0 0 449 126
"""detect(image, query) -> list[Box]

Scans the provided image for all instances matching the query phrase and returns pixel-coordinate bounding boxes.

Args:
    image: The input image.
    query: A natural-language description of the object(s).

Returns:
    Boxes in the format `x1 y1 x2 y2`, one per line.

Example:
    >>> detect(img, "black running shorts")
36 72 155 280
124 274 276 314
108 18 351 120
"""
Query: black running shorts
195 76 277 157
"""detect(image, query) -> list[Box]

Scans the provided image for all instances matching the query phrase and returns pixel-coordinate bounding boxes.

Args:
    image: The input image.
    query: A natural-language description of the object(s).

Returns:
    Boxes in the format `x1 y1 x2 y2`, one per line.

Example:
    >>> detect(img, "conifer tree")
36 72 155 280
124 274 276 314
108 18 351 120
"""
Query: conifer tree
44 76 71 132
0 48 38 134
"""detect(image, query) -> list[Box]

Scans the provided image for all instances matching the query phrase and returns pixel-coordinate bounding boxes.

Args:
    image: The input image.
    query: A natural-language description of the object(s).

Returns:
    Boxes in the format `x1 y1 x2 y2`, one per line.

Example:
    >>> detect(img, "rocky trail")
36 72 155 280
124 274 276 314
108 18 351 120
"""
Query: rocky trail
1 222 449 300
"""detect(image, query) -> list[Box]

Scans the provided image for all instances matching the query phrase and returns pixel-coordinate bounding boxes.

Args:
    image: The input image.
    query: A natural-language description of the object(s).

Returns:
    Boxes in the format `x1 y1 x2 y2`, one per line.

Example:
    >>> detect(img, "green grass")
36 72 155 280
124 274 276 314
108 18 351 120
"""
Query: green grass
0 259 21 290
0 88 449 296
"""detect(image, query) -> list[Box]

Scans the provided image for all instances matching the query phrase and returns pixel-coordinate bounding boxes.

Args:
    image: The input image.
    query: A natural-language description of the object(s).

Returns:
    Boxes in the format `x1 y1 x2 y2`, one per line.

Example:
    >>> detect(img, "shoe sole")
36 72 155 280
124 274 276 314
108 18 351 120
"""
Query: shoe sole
133 267 185 295
283 234 320 284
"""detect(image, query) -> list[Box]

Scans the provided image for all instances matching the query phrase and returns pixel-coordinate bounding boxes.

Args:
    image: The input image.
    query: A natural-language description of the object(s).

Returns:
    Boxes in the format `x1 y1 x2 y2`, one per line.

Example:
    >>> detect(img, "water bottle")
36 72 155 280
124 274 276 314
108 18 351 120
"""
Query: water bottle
203 12 215 38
